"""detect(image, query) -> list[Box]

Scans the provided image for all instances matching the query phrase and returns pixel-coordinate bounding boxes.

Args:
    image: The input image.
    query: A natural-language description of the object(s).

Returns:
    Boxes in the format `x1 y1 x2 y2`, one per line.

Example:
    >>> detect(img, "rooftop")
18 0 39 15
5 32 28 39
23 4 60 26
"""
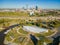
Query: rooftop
23 26 48 33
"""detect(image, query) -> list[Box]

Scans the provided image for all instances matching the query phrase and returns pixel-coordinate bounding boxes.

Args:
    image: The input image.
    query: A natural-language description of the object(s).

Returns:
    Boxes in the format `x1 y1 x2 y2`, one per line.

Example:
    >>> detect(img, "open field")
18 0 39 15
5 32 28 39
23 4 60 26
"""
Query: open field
0 17 60 45
0 10 60 45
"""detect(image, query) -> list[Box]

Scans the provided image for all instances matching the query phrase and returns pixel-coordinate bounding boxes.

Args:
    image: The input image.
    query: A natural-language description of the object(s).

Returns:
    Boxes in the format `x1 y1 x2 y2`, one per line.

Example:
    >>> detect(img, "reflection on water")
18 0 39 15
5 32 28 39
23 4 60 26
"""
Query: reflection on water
48 27 60 45
48 36 60 45
30 34 38 45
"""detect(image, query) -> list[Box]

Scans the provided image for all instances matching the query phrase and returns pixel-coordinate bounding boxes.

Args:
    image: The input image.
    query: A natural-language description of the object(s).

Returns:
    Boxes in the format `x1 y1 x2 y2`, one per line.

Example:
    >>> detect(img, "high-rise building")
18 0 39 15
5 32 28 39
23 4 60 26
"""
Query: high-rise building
35 5 38 10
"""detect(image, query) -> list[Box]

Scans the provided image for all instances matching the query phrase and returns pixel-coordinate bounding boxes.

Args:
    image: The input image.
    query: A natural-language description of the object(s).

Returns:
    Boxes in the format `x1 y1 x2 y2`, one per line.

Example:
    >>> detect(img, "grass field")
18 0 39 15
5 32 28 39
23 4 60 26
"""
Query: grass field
0 18 60 45
0 12 29 17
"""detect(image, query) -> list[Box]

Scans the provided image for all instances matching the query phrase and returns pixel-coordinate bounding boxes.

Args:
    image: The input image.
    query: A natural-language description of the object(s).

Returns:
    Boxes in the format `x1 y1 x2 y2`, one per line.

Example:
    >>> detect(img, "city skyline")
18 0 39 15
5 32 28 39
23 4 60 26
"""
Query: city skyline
0 0 60 9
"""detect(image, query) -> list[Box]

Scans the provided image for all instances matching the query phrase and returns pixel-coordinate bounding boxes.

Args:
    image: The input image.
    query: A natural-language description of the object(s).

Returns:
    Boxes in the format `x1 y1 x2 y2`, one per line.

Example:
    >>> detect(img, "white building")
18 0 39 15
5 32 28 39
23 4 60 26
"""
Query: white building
29 11 34 16
23 26 48 33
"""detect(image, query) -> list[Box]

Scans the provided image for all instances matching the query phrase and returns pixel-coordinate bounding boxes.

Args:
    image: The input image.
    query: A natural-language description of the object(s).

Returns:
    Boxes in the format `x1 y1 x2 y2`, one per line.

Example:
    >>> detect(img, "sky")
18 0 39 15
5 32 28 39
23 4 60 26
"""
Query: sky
0 0 60 9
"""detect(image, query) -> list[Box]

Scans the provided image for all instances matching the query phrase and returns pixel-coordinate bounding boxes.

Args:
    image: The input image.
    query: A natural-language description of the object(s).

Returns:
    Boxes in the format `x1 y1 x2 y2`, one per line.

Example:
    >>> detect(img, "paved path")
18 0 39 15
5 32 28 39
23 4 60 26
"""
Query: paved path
46 28 58 37
0 16 60 21
24 33 31 45
0 24 20 45
16 28 26 36
52 27 60 38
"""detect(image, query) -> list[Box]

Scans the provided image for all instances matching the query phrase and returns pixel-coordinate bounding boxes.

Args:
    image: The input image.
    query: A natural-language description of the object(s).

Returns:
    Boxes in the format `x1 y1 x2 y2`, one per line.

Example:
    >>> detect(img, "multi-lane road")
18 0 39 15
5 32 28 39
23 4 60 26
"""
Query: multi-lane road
0 16 60 20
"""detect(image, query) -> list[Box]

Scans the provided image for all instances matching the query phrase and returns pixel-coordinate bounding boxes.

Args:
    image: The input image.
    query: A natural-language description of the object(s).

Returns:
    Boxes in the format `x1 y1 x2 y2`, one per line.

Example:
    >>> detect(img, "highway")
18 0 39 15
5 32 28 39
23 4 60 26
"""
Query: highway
0 16 60 21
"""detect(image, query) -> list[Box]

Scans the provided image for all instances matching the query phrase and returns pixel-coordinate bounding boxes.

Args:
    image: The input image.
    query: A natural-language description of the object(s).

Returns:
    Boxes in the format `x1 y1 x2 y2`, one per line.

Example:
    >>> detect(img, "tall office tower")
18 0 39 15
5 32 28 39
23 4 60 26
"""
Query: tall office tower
35 5 38 10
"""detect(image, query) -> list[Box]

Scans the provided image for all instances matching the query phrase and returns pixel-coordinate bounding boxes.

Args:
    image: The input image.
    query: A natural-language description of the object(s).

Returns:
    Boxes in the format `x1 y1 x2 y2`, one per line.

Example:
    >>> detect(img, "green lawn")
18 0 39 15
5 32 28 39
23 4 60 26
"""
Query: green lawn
19 28 28 35
0 18 60 45
13 37 25 43
0 12 29 17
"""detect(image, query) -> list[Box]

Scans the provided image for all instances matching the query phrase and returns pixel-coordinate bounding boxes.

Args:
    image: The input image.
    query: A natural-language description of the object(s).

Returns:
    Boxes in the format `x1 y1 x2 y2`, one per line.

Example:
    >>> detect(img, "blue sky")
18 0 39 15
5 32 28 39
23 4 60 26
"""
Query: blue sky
0 0 60 9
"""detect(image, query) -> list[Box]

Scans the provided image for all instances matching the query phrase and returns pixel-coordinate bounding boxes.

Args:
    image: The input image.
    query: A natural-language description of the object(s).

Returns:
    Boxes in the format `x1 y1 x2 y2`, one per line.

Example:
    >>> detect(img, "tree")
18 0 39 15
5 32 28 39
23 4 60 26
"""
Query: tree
0 19 10 28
